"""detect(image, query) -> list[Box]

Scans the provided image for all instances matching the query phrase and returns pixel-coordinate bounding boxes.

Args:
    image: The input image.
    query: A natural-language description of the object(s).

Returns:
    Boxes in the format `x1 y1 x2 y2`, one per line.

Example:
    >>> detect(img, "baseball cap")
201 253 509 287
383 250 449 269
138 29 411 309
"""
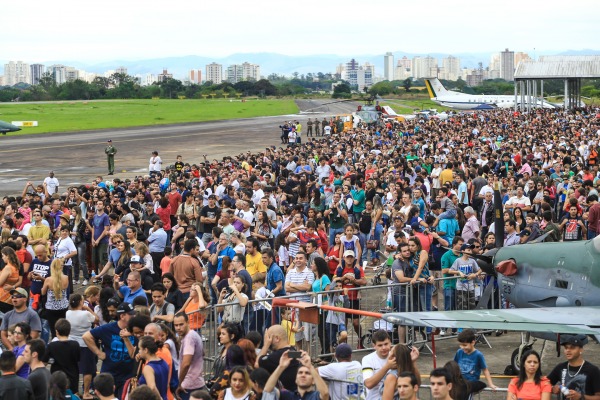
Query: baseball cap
560 334 588 347
335 343 353 360
460 243 475 251
410 222 422 232
116 303 135 315
10 288 28 298
343 250 355 258
130 255 142 264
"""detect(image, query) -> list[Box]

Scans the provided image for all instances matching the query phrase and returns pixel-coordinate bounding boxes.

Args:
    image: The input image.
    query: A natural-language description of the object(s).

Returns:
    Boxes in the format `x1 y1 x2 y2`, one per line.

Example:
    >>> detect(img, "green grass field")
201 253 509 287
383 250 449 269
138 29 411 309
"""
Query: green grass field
0 99 299 134
380 98 450 114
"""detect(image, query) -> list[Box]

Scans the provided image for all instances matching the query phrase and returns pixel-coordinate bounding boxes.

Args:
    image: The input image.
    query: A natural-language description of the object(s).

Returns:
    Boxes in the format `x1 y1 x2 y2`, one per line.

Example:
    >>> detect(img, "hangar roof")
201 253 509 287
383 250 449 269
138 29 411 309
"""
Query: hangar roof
514 55 600 79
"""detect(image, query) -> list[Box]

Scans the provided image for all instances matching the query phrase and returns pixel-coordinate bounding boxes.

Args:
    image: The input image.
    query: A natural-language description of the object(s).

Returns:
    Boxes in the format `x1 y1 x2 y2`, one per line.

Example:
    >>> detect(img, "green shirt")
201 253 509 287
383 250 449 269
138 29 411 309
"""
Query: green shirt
351 189 366 214
440 250 460 289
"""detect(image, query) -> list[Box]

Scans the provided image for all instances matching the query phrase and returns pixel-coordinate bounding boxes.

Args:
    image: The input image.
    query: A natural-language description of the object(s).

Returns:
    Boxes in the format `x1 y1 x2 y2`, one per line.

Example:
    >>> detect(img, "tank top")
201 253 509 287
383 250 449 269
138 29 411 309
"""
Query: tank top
0 264 20 303
139 359 170 400
46 288 69 310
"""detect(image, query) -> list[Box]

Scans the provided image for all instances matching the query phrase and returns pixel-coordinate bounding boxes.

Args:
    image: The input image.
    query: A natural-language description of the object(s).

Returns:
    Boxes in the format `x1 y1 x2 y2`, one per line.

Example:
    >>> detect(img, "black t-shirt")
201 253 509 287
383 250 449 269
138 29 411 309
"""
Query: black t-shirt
201 205 220 233
258 346 300 391
28 366 51 400
548 360 600 398
43 340 80 392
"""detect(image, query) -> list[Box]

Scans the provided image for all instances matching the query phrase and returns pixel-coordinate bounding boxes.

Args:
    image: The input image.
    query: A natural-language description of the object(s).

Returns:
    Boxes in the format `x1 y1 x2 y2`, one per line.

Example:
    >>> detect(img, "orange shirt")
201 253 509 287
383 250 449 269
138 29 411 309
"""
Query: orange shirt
157 347 174 400
0 264 20 303
185 298 206 330
160 256 172 276
508 377 551 400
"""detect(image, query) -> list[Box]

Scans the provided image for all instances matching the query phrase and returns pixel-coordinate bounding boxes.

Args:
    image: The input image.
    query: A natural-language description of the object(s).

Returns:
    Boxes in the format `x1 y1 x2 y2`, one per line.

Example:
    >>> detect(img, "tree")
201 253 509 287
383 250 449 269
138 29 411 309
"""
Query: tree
332 83 352 99
403 78 412 92
159 78 183 99
254 79 277 96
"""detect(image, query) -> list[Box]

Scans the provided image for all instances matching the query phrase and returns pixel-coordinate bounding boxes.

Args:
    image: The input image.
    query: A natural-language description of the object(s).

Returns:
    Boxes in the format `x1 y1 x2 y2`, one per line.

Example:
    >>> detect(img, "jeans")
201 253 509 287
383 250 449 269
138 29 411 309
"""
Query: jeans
367 223 383 260
329 227 344 247
444 288 456 311
358 232 368 264
438 208 457 220
417 283 434 333
74 241 90 281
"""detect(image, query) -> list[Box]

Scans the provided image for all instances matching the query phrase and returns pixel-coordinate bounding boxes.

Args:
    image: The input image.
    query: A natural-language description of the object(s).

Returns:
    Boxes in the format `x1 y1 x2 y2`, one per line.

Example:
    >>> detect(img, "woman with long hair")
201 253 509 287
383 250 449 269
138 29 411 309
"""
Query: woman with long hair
217 276 249 330
408 236 434 314
42 258 70 337
513 207 526 233
0 247 22 312
138 336 170 400
133 242 154 287
49 370 79 400
220 366 255 400
210 322 241 384
237 338 257 369
94 287 119 325
67 293 98 397
311 257 331 363
381 344 421 400
252 210 272 250
444 360 487 400
209 345 249 399
507 350 551 400
71 205 90 285
326 232 342 277
161 272 184 311
114 239 133 279
177 282 209 330
367 194 384 265
212 256 233 295
13 321 31 378
230 231 246 255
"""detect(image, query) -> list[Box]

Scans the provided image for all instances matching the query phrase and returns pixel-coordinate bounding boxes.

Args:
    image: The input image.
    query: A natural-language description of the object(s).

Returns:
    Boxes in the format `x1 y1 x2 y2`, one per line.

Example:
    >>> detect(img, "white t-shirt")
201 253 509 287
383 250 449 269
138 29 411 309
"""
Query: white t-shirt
149 156 162 172
54 237 77 266
362 351 389 400
43 177 59 195
66 310 96 347
319 360 363 400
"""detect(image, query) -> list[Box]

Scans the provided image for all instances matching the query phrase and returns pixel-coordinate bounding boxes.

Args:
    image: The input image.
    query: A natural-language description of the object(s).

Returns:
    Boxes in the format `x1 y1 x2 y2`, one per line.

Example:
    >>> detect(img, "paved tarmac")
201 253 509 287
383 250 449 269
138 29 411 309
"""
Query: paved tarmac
0 99 358 196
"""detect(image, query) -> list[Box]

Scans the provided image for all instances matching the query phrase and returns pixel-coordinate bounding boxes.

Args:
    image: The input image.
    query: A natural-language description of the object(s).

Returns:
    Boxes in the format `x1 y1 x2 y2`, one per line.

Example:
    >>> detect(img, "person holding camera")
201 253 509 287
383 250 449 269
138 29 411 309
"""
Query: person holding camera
217 276 248 332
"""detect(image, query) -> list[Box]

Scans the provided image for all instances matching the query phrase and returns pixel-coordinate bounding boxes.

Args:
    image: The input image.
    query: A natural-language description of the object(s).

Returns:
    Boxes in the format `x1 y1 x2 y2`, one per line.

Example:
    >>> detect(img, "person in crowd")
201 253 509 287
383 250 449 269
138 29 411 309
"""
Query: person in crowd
138 335 170 400
41 257 70 337
1 288 42 349
0 350 34 399
173 312 207 400
44 318 81 397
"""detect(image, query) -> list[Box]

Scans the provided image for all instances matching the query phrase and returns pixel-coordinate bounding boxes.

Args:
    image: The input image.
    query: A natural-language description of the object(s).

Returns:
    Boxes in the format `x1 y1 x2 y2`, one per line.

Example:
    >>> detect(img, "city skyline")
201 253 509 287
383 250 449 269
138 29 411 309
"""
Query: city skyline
2 0 597 64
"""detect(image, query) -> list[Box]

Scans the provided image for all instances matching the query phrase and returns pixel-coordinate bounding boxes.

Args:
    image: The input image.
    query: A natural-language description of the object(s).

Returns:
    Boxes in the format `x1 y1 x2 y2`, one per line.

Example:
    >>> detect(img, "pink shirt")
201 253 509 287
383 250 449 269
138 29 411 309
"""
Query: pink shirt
179 330 205 390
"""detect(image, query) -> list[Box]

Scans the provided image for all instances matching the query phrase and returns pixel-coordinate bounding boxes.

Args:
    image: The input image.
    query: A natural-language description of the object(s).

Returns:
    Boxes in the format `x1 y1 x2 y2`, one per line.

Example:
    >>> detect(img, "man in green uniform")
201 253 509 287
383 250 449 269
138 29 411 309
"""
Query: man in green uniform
105 139 117 175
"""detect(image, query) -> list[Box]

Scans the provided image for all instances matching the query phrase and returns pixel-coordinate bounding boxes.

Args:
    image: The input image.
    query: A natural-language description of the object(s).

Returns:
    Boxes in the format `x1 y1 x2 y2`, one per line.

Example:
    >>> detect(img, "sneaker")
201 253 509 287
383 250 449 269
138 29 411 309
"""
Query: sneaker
82 280 88 286
440 329 446 336
73 280 80 285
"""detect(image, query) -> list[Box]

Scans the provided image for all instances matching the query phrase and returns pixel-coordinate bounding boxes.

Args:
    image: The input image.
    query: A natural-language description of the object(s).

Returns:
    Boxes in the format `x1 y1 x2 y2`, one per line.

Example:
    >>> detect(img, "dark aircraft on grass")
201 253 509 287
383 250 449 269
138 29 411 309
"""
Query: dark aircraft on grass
0 120 21 134
383 185 600 372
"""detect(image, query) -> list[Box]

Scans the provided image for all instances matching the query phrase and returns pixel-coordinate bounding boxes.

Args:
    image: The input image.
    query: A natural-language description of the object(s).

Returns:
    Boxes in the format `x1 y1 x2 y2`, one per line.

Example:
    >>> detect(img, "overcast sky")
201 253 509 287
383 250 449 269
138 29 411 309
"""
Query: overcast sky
4 0 599 63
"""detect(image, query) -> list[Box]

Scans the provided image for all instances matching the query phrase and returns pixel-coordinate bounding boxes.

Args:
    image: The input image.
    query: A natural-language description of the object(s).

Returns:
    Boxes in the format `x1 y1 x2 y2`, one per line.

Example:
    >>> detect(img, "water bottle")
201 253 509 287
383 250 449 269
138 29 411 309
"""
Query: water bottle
91 271 96 282
560 385 570 396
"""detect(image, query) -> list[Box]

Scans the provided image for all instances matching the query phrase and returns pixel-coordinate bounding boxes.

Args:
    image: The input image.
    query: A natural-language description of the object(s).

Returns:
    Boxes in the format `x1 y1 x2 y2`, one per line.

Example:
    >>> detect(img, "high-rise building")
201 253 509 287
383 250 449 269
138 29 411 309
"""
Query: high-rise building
205 63 223 84
442 56 460 81
411 57 422 79
514 52 531 67
157 69 173 82
357 63 374 90
30 64 45 85
344 59 360 87
189 69 202 84
47 64 68 85
500 48 515 81
115 66 128 75
411 56 438 79
4 61 31 85
224 62 260 84
226 65 243 83
384 52 394 81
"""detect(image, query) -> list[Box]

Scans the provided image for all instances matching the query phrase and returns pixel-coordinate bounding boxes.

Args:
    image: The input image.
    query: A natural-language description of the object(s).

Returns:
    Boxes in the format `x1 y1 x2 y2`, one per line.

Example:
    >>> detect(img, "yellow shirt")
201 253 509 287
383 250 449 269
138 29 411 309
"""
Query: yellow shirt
27 224 51 254
281 319 296 346
245 252 266 278
439 168 454 186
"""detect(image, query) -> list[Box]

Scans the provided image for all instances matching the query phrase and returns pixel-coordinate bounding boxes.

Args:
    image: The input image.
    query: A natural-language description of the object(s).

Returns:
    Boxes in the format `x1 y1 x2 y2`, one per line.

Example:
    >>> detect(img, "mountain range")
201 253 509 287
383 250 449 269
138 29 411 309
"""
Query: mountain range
2 49 599 80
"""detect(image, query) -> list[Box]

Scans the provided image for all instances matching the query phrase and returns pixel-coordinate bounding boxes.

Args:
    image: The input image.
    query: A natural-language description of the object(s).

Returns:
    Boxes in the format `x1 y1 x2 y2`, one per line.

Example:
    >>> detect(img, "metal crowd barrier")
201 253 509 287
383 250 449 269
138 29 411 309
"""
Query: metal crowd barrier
188 274 502 379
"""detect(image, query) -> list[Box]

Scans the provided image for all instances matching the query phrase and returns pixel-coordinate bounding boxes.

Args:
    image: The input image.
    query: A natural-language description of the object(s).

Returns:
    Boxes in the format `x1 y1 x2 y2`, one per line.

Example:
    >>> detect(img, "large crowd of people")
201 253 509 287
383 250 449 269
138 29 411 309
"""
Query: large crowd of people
0 106 599 399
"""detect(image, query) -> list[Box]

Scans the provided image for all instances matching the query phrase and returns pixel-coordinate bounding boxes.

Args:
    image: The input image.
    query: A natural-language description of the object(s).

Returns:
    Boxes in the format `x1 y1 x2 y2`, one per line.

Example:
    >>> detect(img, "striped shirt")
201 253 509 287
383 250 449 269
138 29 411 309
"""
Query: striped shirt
284 266 315 303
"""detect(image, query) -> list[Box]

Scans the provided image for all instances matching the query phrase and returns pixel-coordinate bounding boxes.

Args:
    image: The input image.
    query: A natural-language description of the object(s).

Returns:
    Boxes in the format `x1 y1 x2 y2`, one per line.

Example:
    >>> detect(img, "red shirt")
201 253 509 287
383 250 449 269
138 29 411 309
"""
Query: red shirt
168 191 182 216
335 263 365 300
157 205 172 231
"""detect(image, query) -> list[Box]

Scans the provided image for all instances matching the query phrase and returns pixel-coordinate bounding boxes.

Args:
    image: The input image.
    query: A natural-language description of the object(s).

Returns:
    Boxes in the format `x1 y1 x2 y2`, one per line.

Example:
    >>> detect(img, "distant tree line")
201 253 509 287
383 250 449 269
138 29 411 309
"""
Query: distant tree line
0 71 343 102
1 71 598 102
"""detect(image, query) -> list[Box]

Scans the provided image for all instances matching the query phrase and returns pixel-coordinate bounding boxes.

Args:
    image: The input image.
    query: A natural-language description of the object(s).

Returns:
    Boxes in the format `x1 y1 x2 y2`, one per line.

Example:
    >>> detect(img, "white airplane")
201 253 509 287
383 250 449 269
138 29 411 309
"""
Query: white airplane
424 78 556 110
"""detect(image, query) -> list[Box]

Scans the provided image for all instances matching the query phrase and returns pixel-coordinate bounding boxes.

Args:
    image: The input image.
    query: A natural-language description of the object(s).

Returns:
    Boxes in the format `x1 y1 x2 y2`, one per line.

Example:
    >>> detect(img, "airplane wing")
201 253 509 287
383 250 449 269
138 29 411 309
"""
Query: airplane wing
383 307 600 335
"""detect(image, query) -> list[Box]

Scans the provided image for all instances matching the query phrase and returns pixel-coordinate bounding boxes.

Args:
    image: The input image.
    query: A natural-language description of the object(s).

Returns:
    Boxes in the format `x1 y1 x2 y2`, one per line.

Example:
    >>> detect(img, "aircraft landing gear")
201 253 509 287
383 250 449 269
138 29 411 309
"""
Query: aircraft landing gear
505 332 536 375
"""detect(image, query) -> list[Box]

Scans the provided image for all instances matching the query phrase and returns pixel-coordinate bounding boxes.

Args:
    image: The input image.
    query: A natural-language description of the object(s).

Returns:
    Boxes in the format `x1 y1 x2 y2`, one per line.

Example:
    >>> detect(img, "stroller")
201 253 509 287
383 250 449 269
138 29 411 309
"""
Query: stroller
370 251 393 285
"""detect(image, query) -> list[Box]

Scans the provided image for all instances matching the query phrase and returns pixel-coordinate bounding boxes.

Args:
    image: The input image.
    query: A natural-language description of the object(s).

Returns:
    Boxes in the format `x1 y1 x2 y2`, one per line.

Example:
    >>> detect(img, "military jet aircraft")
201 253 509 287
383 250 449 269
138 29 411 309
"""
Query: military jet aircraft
383 186 600 372
0 120 21 134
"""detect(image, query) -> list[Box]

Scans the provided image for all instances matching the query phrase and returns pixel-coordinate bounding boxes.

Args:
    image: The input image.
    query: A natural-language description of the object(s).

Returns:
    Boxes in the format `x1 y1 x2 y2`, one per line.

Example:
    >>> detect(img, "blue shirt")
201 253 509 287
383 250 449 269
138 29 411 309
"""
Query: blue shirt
413 198 426 219
267 262 286 296
92 213 110 243
148 228 168 253
139 359 169 400
217 246 236 273
454 348 487 382
90 322 136 385
438 218 459 244
119 285 147 305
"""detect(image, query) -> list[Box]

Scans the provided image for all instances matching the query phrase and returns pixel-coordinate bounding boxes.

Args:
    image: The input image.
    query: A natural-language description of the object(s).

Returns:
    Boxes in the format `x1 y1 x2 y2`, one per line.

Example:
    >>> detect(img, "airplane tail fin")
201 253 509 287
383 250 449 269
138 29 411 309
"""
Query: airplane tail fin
424 78 450 99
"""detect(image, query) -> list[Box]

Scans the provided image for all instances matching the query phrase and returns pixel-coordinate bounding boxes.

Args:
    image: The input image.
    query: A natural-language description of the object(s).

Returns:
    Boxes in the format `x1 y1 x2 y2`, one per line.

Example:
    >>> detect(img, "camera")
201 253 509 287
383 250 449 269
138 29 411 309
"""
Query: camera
225 286 234 296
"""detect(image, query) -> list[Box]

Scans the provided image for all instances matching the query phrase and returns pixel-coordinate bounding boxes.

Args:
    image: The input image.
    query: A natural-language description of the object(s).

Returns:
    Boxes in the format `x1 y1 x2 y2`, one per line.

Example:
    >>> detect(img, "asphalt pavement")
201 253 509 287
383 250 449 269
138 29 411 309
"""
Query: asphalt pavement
0 99 359 196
